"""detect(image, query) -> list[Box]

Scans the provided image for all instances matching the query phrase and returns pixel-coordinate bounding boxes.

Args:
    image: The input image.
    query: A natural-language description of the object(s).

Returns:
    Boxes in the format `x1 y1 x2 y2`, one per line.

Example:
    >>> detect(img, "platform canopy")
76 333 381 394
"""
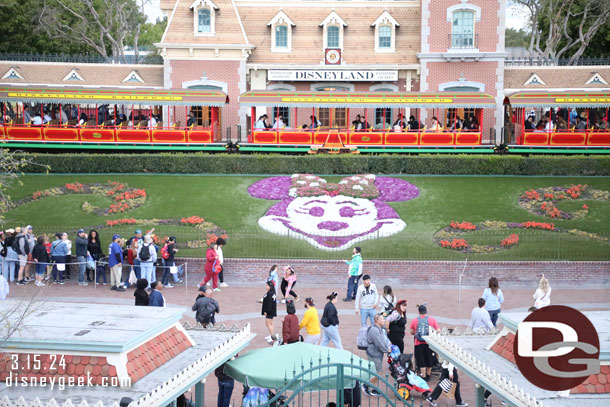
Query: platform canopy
239 91 496 109
0 86 228 107
508 91 610 108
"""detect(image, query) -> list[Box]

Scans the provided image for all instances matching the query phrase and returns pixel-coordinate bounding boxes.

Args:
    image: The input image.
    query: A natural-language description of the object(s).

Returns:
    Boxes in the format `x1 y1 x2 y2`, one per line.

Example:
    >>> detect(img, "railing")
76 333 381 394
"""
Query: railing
505 56 610 67
23 226 610 261
0 52 163 65
448 34 478 50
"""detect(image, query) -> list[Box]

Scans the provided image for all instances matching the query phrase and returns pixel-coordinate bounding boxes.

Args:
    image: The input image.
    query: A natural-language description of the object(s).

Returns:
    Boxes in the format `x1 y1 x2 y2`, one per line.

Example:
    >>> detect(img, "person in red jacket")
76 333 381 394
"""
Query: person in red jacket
282 300 300 344
200 243 220 291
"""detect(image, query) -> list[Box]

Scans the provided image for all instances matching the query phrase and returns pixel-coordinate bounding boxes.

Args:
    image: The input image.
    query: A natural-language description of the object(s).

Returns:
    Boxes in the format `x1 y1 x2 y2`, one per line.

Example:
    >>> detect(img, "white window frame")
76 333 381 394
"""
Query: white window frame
446 2 481 51
268 10 295 53
190 0 218 36
371 10 399 53
320 11 347 52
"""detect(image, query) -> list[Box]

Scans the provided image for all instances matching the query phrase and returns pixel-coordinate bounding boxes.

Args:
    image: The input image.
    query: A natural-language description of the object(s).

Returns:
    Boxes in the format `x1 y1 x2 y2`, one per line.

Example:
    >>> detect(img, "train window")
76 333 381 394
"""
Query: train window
318 108 346 128
271 106 289 126
375 108 392 128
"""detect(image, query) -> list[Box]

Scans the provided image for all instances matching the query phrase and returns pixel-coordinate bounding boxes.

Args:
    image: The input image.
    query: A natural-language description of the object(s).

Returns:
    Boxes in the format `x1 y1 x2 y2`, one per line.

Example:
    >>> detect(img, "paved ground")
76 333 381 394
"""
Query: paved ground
8 272 610 407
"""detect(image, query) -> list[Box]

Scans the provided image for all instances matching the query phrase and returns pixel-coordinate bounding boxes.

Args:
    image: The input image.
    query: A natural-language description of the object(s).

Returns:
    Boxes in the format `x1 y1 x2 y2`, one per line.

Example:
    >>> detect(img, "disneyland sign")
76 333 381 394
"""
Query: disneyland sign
268 70 398 82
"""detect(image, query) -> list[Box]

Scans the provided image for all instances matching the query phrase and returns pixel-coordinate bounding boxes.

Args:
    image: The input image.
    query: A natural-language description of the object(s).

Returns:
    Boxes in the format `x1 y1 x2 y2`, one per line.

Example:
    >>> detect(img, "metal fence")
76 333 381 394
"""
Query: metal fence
0 52 163 65
505 56 610 66
27 226 610 261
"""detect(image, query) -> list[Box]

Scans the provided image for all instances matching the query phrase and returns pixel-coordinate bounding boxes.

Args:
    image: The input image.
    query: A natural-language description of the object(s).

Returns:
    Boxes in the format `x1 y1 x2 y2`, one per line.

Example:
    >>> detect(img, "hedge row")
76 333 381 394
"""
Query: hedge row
18 153 610 175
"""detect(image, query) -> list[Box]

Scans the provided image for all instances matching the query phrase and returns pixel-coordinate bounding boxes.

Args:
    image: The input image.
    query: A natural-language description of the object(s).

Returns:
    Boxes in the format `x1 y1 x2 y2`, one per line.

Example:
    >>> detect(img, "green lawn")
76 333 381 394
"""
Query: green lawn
4 174 610 260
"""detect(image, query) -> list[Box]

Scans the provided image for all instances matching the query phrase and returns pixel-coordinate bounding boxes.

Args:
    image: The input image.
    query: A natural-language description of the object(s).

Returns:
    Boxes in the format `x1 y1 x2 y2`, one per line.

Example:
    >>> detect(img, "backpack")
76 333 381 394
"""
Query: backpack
415 316 429 342
242 387 269 407
357 326 372 350
139 244 151 261
196 299 217 325
160 244 170 260
12 235 27 255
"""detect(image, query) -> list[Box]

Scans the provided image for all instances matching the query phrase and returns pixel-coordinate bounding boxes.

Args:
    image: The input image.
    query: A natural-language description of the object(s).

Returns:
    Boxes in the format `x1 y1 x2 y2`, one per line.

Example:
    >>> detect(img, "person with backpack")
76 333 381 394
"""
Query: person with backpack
320 292 343 349
409 304 440 381
32 236 50 287
343 247 362 302
354 275 378 327
362 313 392 397
378 285 397 316
124 229 145 287
14 227 30 285
262 280 278 344
385 299 408 353
75 229 89 286
50 233 70 285
161 236 182 288
193 286 220 326
201 243 221 292
482 277 504 327
138 235 157 288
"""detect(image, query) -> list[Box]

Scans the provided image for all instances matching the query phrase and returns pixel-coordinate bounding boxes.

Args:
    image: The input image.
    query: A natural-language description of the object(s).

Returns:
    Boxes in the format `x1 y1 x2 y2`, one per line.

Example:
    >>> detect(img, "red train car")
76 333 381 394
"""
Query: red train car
0 86 227 148
240 91 497 148
508 91 610 147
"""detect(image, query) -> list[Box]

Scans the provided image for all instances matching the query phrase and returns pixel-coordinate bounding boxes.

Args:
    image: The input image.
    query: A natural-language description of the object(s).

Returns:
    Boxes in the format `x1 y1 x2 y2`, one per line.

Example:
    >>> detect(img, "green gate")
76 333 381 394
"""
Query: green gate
247 355 417 407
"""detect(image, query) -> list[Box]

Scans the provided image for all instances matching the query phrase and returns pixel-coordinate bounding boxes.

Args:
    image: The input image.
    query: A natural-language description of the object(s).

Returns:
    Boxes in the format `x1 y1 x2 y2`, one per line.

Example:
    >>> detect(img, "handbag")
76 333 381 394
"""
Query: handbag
128 268 137 285
440 378 456 399
212 259 222 274
170 266 178 274
86 254 95 270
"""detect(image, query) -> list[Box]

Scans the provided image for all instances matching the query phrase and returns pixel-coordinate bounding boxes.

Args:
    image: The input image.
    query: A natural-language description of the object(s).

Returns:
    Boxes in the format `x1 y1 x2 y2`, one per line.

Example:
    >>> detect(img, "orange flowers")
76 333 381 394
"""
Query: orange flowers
108 202 130 214
181 216 205 225
439 239 468 250
522 221 555 230
65 182 84 192
501 234 519 247
522 189 541 201
449 221 476 231
106 218 137 226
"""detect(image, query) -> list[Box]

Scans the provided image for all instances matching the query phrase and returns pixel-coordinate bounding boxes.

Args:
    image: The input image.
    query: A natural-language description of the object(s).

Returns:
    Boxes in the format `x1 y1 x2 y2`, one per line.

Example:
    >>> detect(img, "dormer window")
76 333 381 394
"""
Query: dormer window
198 9 211 33
446 3 481 50
190 0 218 36
320 11 347 51
371 11 399 53
268 10 295 52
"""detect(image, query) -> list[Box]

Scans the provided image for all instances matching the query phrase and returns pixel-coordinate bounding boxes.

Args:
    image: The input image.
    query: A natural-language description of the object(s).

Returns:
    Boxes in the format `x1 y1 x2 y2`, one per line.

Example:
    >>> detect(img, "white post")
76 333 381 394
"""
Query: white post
458 258 468 304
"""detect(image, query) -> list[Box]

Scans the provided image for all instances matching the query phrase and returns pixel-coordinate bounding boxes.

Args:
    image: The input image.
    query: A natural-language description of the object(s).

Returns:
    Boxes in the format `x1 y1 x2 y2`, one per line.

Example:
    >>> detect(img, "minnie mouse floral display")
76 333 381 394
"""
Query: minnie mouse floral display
248 174 420 251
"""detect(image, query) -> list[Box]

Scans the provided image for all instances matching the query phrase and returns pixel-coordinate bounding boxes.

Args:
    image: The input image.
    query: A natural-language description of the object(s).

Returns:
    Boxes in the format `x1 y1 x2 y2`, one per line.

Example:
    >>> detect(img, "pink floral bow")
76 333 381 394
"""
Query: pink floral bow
289 174 379 199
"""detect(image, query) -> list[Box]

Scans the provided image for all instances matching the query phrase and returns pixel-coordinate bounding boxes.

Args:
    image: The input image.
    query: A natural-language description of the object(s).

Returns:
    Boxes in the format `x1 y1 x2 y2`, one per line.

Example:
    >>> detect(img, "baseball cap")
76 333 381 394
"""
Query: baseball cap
198 286 207 293
418 304 427 314
5 228 14 234
112 234 121 241
77 228 85 234
135 229 143 234
26 225 32 231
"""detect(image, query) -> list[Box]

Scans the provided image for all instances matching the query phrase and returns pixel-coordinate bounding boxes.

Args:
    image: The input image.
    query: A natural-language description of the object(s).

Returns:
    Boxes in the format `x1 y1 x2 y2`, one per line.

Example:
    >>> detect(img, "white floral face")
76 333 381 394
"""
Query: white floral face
258 195 406 251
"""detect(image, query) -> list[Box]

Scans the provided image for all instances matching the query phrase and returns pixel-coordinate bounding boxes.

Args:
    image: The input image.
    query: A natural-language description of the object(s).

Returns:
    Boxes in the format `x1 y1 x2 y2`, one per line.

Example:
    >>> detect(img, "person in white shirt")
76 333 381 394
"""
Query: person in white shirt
148 115 157 129
43 110 52 124
254 114 269 129
272 115 286 129
469 298 494 333
216 237 228 288
533 275 551 309
31 115 43 125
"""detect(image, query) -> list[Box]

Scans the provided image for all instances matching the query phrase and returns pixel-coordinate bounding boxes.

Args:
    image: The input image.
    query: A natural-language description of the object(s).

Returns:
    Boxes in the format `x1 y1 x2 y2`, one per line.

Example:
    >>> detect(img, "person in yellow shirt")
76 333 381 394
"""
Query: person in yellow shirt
299 297 321 345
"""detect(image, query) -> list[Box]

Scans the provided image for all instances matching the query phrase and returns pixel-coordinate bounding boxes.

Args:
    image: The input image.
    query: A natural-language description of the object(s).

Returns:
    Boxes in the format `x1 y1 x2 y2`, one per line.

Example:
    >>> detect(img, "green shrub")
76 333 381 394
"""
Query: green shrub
17 153 610 175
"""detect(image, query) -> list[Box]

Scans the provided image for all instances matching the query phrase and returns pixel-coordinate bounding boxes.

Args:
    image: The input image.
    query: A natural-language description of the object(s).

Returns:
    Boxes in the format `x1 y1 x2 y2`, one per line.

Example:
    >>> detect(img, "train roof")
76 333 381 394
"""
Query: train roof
508 91 610 108
239 91 496 108
0 86 228 107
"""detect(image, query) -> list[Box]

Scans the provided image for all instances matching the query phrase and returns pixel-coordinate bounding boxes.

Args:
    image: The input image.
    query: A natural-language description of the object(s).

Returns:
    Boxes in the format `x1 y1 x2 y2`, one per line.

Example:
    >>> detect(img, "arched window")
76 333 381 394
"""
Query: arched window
327 26 340 48
275 25 288 48
198 9 211 33
452 11 474 48
378 26 392 49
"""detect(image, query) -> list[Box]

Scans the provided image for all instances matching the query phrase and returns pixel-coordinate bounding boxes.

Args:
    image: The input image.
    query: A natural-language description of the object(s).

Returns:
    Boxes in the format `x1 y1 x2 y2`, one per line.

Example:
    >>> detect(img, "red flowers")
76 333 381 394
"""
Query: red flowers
108 202 130 214
106 218 137 227
566 184 588 199
181 216 205 225
450 221 476 231
522 189 541 201
114 189 146 202
582 204 589 210
65 182 84 192
522 221 555 231
440 238 468 250
501 234 519 247
540 201 561 218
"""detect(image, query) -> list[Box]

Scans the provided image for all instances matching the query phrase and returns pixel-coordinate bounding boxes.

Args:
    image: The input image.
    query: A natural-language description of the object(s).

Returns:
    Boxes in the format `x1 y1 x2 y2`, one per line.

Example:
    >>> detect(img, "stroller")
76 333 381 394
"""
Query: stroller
387 346 431 401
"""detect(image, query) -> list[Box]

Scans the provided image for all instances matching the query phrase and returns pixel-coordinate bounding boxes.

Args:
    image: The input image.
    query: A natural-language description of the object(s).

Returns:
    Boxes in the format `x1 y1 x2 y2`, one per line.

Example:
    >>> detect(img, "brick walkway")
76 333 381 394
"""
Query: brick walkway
9 272 610 406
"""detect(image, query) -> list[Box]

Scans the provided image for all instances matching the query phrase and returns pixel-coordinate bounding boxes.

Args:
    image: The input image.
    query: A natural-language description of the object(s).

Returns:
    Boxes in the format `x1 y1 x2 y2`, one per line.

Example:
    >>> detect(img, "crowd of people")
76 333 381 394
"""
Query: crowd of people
0 227 554 406
524 108 609 132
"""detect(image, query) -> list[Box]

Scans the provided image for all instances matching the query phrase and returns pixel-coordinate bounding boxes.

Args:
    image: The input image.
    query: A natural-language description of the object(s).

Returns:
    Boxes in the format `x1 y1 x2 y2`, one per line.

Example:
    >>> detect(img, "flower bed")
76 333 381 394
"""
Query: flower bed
518 184 609 220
